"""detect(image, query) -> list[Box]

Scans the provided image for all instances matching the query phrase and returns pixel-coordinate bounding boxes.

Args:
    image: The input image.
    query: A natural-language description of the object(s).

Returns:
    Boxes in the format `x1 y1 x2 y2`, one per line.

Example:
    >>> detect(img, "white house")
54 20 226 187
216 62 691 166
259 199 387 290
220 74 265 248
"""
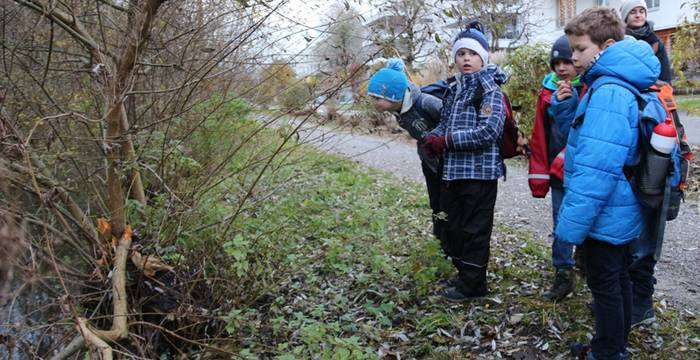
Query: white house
526 0 693 49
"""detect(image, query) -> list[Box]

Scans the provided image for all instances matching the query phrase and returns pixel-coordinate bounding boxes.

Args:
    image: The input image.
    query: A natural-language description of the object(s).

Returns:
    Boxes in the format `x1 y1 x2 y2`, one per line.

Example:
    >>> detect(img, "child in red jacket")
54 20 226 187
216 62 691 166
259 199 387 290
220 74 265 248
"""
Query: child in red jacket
528 35 585 301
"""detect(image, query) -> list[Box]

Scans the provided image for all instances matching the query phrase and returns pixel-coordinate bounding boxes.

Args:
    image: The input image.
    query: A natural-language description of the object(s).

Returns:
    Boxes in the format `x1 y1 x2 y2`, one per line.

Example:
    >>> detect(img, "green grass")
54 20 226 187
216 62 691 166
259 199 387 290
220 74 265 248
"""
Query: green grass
677 96 700 116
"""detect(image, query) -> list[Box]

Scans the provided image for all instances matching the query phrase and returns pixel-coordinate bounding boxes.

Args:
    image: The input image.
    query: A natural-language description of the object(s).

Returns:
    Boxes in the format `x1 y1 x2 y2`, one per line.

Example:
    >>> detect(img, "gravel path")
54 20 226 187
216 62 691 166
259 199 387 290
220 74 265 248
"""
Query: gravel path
681 110 700 146
288 116 700 312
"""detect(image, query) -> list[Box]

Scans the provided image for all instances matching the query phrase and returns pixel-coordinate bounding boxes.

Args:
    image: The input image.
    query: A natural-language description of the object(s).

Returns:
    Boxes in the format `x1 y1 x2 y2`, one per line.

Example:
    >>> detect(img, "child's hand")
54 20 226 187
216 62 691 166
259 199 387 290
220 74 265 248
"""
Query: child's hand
422 134 451 157
556 80 573 101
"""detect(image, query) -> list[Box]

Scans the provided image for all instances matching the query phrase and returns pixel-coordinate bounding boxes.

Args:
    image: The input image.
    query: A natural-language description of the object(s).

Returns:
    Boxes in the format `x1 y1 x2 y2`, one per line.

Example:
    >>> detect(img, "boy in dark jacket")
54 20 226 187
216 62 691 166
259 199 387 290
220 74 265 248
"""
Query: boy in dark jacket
422 21 506 302
528 35 585 301
367 58 444 238
556 7 661 360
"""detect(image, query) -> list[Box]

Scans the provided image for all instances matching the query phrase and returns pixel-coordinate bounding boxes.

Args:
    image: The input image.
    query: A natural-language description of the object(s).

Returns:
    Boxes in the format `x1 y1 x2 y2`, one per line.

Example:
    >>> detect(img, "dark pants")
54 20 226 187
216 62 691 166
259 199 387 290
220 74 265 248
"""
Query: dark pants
421 161 442 238
629 207 659 317
585 238 632 360
438 179 497 296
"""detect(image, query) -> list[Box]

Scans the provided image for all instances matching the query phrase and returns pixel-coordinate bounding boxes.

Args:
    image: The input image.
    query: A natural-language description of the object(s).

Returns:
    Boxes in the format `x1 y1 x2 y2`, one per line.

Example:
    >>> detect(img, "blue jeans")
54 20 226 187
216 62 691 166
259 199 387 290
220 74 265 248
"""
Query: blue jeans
551 186 575 269
585 238 632 360
629 207 658 316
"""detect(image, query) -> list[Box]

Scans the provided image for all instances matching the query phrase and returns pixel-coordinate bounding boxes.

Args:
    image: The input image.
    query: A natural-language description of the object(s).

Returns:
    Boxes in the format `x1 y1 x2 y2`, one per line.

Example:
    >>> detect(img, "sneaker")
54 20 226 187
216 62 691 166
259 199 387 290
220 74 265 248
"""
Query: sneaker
631 307 656 328
542 268 575 301
569 342 591 360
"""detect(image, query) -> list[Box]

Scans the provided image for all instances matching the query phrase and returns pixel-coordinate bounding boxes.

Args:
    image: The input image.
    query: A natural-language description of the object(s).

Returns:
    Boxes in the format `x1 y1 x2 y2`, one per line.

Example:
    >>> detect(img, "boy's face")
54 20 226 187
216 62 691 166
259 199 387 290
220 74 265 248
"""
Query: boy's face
455 48 483 74
553 60 576 81
626 6 647 28
568 34 606 74
371 96 401 112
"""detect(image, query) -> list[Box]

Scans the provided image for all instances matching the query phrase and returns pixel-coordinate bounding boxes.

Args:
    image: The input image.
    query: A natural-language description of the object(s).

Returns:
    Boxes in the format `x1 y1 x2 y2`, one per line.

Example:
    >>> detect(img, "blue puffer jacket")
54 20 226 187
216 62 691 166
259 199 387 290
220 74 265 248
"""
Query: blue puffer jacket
554 39 660 246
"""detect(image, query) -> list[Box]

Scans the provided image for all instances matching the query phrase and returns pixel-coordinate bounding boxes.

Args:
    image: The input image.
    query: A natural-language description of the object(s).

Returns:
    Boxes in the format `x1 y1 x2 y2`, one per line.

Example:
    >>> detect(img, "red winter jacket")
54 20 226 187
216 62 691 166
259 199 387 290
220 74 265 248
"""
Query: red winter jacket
528 88 555 198
528 82 587 198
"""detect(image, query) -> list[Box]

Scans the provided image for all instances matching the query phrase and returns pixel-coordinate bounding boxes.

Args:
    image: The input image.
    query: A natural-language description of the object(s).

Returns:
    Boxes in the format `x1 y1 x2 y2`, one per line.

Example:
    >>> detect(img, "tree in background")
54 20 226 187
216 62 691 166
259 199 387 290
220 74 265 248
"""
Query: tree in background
256 61 299 105
367 0 439 69
440 0 541 50
311 3 368 112
672 0 700 87
313 3 367 74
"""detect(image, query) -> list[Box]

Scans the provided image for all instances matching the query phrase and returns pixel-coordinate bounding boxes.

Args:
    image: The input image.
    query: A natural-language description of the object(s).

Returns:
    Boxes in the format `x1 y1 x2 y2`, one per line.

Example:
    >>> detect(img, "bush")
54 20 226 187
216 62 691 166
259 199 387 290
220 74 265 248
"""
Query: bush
503 44 551 137
280 82 312 111
189 95 251 160
671 0 700 87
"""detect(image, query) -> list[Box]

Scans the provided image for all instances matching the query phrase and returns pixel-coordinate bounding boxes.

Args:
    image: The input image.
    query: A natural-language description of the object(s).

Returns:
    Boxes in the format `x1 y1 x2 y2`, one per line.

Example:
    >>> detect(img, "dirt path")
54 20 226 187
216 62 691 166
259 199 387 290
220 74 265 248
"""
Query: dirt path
289 117 700 312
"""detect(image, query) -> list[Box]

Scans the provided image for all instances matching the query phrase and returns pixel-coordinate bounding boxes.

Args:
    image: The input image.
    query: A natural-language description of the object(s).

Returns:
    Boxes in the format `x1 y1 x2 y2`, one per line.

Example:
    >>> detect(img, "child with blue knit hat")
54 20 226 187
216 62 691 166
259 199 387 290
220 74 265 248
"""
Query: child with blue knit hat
528 34 586 302
367 58 444 240
422 21 507 302
367 59 409 103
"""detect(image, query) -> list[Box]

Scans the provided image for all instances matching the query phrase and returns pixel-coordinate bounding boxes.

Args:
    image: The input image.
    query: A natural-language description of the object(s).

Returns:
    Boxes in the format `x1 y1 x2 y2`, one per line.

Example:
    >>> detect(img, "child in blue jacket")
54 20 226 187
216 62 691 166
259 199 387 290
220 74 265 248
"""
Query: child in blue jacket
422 21 506 302
556 7 660 360
367 59 444 238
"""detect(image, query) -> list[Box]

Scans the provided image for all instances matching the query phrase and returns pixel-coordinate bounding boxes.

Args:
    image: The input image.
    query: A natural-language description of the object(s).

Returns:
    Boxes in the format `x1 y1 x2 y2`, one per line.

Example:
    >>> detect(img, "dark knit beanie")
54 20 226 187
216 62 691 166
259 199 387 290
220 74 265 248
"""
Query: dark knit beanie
550 35 573 70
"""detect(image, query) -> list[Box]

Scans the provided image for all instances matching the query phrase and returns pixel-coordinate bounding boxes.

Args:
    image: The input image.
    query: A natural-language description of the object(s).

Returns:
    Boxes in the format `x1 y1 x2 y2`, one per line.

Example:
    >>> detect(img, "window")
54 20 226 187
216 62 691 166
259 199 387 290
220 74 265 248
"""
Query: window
502 14 519 39
558 0 576 28
646 0 660 9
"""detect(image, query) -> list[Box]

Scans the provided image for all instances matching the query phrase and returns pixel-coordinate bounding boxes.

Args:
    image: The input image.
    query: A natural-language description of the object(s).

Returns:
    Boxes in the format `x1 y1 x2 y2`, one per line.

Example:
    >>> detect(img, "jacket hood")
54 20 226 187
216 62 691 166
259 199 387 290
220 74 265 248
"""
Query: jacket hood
407 83 421 107
484 64 508 85
583 38 660 90
542 72 558 90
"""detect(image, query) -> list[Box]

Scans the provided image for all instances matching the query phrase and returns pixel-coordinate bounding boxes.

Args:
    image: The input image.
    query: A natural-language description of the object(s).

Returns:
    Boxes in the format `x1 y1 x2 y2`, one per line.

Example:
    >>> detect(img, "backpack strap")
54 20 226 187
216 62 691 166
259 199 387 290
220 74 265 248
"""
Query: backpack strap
572 80 646 129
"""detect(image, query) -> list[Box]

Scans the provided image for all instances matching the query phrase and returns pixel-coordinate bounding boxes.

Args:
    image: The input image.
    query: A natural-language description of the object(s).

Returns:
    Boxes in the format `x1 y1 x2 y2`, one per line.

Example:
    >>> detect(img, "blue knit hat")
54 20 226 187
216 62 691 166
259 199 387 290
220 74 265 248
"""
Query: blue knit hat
367 58 409 102
451 20 489 65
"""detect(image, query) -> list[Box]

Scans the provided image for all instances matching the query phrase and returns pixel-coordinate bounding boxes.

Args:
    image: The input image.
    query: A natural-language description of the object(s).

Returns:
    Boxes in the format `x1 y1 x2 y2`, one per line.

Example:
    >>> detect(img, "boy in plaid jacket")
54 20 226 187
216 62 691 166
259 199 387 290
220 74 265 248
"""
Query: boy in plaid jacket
422 21 506 302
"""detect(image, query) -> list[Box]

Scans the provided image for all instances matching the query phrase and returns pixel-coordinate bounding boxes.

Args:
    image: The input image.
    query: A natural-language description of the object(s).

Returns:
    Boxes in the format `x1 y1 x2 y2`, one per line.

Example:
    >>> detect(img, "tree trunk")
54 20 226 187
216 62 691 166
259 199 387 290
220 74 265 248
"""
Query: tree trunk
120 102 147 205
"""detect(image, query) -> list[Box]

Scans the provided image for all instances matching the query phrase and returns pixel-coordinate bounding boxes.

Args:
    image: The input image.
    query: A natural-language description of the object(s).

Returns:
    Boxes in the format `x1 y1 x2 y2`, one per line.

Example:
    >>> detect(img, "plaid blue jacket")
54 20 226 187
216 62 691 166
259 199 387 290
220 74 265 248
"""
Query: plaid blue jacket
430 66 507 181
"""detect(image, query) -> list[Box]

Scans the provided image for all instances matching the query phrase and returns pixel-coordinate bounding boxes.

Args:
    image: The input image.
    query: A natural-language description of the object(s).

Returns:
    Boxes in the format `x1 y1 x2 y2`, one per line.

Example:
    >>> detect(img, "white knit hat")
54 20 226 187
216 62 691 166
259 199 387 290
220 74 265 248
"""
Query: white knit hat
619 0 647 22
